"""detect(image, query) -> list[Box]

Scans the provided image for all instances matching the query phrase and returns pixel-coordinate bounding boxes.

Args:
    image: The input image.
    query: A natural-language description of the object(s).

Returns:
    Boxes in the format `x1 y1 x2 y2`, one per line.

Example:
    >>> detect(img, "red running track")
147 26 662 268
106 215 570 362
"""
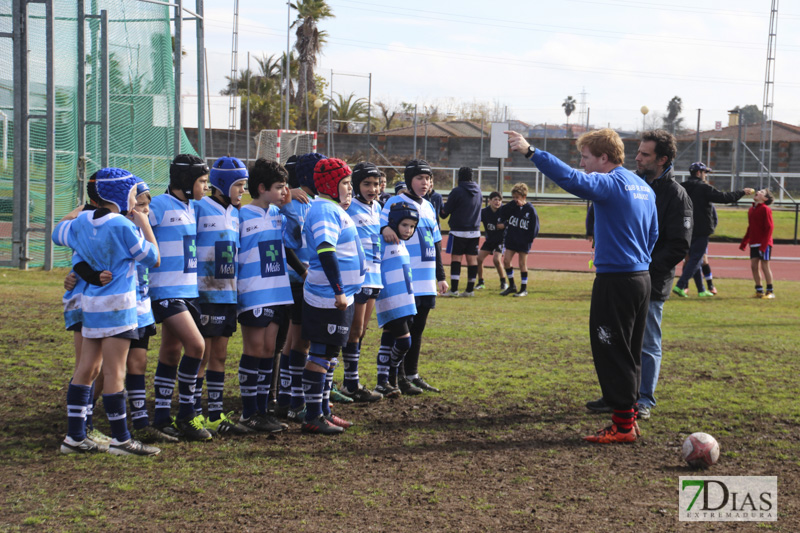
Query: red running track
442 237 800 282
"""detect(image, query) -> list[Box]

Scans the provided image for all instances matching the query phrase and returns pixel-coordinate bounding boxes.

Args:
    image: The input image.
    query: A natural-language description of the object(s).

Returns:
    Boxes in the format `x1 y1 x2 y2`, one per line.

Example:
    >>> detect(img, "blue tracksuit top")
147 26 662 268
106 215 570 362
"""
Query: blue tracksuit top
532 150 657 273
441 180 482 232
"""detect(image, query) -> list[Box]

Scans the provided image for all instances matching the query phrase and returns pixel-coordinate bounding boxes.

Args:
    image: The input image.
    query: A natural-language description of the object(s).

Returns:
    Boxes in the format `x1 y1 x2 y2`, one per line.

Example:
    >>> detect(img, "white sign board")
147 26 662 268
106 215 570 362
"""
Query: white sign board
490 122 509 159
181 95 241 130
715 121 722 131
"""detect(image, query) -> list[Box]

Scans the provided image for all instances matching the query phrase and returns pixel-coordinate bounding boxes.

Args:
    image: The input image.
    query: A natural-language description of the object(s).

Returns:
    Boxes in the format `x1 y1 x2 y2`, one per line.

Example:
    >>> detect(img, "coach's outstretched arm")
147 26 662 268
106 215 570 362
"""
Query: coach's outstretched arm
505 131 611 203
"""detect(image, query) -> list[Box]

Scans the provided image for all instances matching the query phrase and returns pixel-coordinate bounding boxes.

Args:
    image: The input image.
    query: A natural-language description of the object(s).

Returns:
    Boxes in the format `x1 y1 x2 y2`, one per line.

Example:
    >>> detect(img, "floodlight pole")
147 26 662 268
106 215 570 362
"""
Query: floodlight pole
11 0 29 269
174 0 183 156
43 0 55 270
284 1 291 130
77 0 86 203
196 0 205 159
695 109 701 162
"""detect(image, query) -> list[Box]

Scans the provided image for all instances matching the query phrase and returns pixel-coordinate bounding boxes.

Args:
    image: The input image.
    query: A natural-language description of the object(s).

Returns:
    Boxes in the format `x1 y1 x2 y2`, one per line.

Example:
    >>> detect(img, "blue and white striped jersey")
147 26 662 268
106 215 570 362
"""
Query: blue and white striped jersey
237 203 293 314
134 227 155 329
346 197 383 289
381 193 441 297
147 192 199 301
63 251 86 330
53 210 158 338
303 197 366 308
375 238 416 327
281 198 313 284
195 196 240 304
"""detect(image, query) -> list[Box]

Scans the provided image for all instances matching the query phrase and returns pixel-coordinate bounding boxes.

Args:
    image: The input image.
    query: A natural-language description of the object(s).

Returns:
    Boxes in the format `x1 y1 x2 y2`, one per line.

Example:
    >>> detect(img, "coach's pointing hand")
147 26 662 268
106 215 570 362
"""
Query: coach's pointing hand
505 131 531 154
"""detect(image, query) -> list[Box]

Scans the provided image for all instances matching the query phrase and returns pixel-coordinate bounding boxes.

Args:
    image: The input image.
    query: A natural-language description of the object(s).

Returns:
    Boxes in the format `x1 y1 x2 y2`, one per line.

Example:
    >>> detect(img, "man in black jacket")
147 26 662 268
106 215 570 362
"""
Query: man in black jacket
672 162 753 297
440 167 483 297
586 130 692 420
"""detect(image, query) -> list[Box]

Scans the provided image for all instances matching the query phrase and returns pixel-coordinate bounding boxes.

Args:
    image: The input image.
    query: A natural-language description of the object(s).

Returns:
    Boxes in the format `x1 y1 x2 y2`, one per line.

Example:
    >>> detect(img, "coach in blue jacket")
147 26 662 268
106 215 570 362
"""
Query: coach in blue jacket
440 167 483 296
507 128 657 444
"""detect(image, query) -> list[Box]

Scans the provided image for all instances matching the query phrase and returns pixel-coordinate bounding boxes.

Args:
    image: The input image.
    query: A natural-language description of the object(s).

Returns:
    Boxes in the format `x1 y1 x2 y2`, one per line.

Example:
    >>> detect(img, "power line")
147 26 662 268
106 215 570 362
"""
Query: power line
333 0 800 50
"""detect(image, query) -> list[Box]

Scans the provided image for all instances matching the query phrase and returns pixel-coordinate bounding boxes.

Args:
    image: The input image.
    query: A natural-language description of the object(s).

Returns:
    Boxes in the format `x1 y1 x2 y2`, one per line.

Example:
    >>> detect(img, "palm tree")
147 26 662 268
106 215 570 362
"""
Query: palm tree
220 53 286 131
664 96 683 133
328 92 368 133
562 96 576 136
291 0 334 124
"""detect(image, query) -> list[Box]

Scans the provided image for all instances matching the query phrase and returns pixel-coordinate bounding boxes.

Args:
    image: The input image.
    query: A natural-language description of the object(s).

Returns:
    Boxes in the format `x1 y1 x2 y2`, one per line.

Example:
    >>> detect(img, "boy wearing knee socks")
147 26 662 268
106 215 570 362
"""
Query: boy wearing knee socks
301 158 365 434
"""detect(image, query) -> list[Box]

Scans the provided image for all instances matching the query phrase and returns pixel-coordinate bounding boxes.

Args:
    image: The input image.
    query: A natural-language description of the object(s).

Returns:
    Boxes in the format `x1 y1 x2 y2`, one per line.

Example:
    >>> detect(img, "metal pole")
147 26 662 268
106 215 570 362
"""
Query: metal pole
479 118 484 170
543 122 548 152
736 114 743 189
173 0 183 156
196 0 205 159
423 110 428 160
12 0 29 269
90 0 98 164
498 159 503 194
412 105 417 157
44 0 55 270
366 73 372 158
327 69 332 154
246 51 250 165
77 0 86 204
695 109 701 162
284 1 290 129
205 48 213 159
100 10 109 167
741 123 747 178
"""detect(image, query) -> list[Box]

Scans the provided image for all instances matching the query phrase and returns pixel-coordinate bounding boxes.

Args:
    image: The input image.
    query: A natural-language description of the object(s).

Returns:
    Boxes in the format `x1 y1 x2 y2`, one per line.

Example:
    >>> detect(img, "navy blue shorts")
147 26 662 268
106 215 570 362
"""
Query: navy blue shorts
480 238 504 254
112 328 139 341
301 301 355 348
289 282 305 325
750 245 772 261
130 323 157 350
152 297 200 325
383 316 412 338
447 235 479 256
199 303 237 338
238 305 287 328
415 294 436 310
354 286 381 304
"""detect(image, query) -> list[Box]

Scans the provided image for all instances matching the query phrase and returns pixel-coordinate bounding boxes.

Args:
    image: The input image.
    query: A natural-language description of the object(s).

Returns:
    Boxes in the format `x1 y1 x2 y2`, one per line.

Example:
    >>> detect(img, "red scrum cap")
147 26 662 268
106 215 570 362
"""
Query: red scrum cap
313 158 352 200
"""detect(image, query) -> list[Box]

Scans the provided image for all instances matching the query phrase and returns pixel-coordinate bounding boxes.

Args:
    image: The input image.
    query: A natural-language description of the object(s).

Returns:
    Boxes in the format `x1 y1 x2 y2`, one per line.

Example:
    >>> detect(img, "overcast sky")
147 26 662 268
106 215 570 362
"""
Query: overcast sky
181 0 800 132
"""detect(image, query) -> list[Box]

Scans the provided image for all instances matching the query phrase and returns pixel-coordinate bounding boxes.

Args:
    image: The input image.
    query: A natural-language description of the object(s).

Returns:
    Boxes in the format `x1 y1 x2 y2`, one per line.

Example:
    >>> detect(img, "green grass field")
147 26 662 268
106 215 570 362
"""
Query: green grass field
1 268 799 530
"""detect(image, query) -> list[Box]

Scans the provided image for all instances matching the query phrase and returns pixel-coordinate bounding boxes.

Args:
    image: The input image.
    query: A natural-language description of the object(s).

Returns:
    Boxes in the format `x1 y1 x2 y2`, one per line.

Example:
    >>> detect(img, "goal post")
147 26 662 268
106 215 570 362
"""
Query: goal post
254 129 317 164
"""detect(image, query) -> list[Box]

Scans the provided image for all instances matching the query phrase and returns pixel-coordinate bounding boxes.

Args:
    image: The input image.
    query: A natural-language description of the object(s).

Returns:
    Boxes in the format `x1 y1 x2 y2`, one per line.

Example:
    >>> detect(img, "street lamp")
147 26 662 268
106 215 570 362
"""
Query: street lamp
314 98 324 133
640 106 649 132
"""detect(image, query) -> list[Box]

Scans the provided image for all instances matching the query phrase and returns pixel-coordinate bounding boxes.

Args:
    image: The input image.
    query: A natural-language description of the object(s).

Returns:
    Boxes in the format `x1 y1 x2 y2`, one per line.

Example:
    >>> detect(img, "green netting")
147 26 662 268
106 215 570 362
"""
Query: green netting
0 0 197 268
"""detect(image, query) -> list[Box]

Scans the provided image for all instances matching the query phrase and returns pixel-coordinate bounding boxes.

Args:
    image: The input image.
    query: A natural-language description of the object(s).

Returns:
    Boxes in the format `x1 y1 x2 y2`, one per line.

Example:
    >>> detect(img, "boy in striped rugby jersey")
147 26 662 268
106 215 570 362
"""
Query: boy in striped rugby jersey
148 154 212 441
274 153 322 422
380 160 448 395
236 159 298 433
193 156 251 435
53 168 161 456
300 158 366 434
340 162 384 403
374 201 418 397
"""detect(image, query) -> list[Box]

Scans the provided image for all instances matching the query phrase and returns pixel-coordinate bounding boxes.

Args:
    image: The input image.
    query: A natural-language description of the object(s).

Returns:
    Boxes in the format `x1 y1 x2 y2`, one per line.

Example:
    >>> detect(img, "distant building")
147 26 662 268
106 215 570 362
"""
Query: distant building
528 123 589 138
381 120 488 138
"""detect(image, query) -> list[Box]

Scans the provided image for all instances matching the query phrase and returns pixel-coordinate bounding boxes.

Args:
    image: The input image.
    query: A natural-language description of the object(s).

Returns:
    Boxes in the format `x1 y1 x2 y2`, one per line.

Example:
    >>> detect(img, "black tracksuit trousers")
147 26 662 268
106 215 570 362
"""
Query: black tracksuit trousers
589 271 651 411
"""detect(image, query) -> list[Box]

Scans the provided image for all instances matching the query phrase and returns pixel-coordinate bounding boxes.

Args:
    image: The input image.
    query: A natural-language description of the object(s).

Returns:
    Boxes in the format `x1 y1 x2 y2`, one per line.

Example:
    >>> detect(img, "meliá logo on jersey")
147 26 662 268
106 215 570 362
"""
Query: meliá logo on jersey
183 235 198 273
258 240 284 277
419 229 435 262
214 240 236 279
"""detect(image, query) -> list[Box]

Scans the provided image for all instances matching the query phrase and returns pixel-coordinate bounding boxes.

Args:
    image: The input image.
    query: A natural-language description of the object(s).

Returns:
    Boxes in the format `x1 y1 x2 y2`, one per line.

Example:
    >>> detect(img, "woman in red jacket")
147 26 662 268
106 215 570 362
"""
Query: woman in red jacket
740 189 775 298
